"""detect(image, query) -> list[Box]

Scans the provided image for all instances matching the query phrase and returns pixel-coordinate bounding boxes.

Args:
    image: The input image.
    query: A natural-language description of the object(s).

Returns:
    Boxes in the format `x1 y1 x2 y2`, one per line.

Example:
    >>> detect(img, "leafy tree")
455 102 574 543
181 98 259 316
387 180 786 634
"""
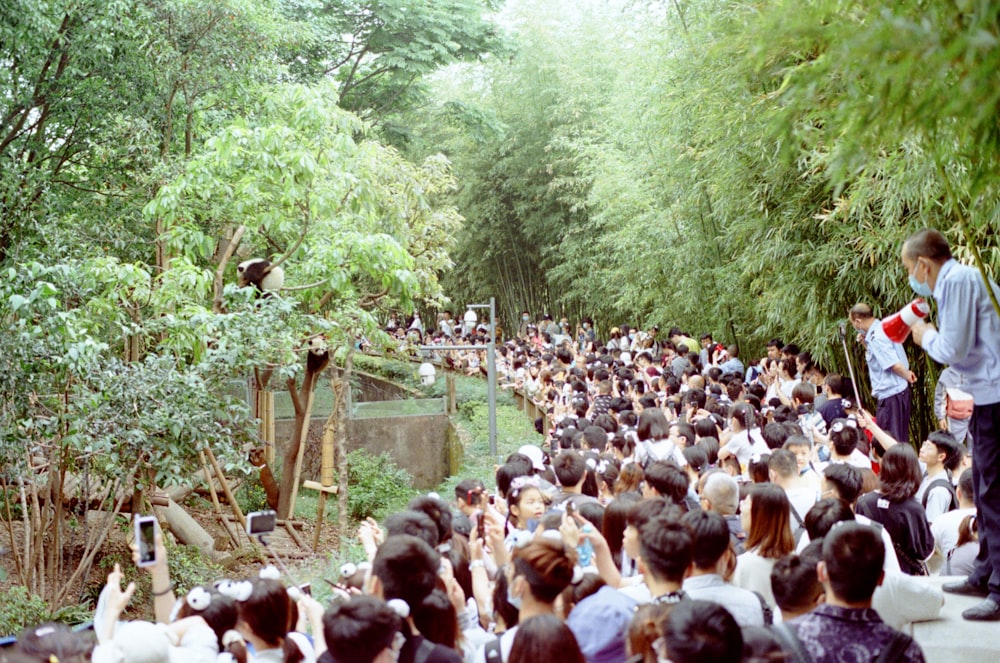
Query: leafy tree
278 0 505 127
146 80 462 517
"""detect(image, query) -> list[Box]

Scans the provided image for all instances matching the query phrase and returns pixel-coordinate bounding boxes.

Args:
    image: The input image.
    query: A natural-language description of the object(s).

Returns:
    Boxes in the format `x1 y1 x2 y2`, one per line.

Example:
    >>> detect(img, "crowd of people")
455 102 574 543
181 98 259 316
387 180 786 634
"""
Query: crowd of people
2 228 998 663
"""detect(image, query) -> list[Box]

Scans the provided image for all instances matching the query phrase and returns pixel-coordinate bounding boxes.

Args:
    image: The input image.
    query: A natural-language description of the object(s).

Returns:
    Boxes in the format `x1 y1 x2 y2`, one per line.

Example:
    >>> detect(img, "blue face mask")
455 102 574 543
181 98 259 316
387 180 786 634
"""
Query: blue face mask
506 576 523 611
909 273 933 297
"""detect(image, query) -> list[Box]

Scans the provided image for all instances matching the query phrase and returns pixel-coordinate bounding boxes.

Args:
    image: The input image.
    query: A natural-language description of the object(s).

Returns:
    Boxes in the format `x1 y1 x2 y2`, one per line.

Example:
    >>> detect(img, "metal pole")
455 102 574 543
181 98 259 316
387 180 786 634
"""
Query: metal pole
487 297 498 458
838 322 862 407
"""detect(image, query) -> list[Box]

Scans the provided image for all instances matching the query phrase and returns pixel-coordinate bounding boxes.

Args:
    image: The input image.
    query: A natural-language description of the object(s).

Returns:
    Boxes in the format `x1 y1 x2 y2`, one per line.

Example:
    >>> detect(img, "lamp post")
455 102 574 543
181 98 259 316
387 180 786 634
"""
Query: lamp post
464 299 497 457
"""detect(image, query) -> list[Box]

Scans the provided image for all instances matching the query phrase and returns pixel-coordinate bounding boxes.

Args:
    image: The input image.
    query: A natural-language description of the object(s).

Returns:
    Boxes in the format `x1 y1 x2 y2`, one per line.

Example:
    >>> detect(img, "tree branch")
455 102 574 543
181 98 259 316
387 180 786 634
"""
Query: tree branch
287 377 303 417
212 225 246 314
359 287 390 308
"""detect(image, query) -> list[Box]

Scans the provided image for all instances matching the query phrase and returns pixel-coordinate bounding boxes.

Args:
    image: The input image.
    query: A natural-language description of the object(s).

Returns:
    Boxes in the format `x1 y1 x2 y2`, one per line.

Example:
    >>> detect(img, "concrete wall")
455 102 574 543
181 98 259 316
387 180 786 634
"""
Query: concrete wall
274 370 460 490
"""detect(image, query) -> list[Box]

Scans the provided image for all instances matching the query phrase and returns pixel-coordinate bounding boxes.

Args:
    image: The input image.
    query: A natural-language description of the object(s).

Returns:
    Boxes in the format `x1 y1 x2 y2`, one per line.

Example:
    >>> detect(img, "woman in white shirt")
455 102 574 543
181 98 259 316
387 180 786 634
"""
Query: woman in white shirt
719 404 768 473
733 483 796 607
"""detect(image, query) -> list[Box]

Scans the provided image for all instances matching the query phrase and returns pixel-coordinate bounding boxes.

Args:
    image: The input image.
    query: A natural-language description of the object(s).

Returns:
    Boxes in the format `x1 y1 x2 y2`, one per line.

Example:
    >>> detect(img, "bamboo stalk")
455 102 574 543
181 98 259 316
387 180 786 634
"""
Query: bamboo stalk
204 446 247 531
200 449 240 548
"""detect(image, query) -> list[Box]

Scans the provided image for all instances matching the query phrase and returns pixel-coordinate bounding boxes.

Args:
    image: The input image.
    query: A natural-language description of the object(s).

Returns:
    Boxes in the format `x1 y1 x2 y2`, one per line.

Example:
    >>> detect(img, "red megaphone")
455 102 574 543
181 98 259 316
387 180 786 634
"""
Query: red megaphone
882 299 930 343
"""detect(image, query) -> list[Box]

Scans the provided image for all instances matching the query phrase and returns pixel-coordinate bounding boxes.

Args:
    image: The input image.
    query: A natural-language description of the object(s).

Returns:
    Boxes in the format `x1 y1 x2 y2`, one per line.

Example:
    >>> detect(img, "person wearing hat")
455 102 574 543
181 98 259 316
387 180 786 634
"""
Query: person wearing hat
916 431 963 522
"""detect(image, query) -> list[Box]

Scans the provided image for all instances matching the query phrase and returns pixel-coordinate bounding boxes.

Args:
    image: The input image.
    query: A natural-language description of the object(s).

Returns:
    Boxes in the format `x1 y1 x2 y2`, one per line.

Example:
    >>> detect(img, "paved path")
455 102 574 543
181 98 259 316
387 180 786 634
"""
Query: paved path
910 576 1000 663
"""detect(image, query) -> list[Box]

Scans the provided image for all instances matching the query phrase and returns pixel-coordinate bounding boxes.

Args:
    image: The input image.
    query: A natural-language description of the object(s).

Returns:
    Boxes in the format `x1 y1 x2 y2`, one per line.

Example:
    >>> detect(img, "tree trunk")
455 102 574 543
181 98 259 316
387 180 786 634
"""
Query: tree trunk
276 349 329 518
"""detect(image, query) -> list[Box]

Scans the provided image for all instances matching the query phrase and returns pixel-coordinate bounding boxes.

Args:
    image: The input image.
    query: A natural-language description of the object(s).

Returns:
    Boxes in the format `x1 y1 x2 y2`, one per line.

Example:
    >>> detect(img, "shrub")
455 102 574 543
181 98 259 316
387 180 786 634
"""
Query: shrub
0 587 51 637
347 450 416 521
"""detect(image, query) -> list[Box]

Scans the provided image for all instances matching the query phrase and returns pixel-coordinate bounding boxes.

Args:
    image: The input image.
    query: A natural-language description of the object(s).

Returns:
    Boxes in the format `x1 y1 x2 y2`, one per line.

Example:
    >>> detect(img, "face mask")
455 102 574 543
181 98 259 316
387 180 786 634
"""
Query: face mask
522 315 530 321
909 273 933 297
506 577 523 611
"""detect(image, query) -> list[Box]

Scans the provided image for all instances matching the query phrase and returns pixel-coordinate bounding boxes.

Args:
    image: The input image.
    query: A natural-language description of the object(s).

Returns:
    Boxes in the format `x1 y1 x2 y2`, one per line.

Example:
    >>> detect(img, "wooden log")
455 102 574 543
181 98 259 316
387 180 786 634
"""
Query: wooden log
160 498 223 562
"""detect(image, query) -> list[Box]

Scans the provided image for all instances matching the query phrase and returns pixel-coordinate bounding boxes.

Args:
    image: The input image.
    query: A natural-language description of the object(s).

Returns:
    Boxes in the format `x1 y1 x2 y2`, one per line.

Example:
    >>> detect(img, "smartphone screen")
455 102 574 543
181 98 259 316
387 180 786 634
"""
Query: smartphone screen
136 516 157 567
246 510 277 536
299 583 311 597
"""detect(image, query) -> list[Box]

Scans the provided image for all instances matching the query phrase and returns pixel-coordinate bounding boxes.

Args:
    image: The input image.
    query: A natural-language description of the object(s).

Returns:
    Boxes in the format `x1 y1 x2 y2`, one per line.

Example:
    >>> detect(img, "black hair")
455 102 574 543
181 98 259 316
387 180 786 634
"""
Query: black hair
412 588 458 649
578 500 606 532
829 419 861 457
694 417 717 440
554 450 588 487
323 596 402 663
823 463 863 505
639 516 693 583
238 578 302 663
660 599 742 663
958 468 974 501
508 614 585 663
683 388 707 412
699 437 720 465
383 511 438 550
496 462 532 499
492 565 520 630
637 408 670 441
878 444 922 503
177 587 239 650
643 461 690 506
804 497 855 540
927 430 964 472
770 540 824 615
822 523 884 604
682 445 708 475
407 495 453 546
583 425 608 450
372 534 440 609
672 422 696 447
680 510 731 570
603 492 642 568
761 422 791 450
455 478 486 505
767 448 798 479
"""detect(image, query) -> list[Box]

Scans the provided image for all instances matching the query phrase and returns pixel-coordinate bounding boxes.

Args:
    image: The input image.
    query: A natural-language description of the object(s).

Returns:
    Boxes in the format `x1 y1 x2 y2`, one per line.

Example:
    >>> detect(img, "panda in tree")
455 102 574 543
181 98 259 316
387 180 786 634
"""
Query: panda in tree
237 259 285 295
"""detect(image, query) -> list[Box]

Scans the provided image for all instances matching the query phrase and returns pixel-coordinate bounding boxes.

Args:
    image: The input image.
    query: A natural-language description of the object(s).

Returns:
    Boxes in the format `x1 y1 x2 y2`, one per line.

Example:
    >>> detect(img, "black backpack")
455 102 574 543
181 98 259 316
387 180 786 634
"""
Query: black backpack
920 476 958 513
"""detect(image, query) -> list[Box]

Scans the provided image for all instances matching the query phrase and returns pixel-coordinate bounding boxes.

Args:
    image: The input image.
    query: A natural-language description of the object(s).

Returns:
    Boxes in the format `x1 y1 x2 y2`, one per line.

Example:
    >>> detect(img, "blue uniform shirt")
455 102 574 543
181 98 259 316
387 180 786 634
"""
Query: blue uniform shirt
864 319 909 400
921 259 1000 406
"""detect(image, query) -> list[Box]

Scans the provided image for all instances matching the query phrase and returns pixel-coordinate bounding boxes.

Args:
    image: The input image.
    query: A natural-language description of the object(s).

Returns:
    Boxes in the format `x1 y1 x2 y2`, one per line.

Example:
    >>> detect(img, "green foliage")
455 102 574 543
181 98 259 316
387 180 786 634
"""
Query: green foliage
235 479 272 517
278 0 505 124
415 0 1000 441
0 260 257 487
165 538 227 595
346 450 417 521
0 587 53 637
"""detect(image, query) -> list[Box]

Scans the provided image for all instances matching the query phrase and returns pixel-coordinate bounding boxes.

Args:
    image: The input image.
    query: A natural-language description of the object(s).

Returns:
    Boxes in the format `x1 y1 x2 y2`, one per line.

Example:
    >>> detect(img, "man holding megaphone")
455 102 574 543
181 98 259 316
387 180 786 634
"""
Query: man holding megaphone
848 302 916 446
902 228 1000 621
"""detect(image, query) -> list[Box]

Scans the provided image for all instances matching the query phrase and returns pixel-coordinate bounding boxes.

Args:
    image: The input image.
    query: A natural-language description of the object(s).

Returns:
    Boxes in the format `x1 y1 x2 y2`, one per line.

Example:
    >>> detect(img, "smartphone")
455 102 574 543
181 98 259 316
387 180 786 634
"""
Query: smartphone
246 510 277 536
565 501 576 518
135 515 157 567
477 510 487 542
299 583 311 597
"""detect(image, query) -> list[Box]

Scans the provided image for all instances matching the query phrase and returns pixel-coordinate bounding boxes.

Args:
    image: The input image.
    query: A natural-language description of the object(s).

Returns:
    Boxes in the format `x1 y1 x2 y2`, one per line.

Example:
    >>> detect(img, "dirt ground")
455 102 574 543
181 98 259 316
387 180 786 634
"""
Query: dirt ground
0 492 340 625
